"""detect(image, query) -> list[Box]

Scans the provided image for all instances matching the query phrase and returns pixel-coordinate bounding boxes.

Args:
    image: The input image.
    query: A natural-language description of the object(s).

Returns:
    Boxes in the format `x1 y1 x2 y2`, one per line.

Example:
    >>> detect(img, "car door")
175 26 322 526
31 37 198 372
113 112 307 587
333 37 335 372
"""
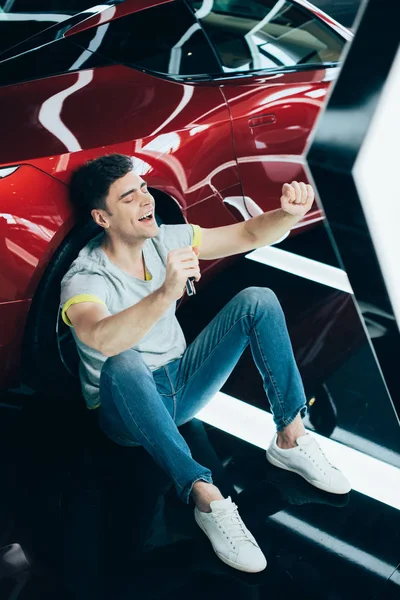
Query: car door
190 0 348 236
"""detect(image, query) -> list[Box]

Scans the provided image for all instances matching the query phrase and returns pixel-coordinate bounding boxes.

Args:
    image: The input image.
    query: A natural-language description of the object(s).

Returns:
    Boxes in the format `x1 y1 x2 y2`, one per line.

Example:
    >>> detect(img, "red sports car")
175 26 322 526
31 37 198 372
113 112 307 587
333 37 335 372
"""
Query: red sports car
0 0 351 391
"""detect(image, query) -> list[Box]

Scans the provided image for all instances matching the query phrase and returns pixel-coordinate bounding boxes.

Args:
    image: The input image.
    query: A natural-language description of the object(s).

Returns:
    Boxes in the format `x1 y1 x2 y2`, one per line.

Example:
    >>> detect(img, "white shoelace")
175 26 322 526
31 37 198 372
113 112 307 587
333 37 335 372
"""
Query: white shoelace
212 504 255 545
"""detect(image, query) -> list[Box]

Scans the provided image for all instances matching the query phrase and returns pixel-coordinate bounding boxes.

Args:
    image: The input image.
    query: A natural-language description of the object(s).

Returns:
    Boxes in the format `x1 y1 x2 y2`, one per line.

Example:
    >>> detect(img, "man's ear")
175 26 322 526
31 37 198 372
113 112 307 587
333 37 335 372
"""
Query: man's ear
91 208 110 229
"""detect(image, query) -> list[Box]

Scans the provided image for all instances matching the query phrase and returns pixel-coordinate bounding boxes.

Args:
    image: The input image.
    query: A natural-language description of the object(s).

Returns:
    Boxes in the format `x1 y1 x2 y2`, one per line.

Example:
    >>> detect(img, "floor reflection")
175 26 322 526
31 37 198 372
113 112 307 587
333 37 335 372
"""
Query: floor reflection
1 395 399 600
1 225 399 599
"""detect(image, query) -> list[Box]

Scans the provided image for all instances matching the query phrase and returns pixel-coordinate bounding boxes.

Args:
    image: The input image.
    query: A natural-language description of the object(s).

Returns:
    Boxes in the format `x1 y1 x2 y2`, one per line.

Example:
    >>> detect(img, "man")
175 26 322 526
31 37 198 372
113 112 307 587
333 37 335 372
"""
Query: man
61 154 350 574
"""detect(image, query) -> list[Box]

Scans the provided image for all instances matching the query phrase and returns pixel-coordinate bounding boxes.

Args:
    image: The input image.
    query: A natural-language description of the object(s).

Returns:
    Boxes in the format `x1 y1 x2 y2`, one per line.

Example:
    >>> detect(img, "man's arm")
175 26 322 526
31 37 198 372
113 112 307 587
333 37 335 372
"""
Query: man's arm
67 287 172 357
66 246 200 357
197 181 315 260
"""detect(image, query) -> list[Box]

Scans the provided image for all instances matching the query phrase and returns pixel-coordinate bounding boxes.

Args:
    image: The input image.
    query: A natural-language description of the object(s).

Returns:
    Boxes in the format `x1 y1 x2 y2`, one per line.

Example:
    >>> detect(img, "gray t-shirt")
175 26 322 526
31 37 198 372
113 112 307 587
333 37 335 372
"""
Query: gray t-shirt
60 223 198 409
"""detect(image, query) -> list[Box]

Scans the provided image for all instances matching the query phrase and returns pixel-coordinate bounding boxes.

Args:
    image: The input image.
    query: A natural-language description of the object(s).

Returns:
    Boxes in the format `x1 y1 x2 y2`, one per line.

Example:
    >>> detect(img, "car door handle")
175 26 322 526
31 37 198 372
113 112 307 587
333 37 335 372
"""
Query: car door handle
248 113 276 128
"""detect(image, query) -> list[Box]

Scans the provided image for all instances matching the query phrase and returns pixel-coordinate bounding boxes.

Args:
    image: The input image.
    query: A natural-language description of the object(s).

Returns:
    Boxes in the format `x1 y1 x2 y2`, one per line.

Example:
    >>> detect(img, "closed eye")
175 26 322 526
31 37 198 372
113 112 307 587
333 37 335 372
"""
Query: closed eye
122 183 148 203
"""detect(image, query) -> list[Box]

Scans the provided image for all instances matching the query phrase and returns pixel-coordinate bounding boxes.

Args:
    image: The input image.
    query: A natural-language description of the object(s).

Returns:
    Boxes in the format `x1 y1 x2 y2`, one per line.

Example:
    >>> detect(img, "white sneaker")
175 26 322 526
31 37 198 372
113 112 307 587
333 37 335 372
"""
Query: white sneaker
194 497 267 573
266 433 351 495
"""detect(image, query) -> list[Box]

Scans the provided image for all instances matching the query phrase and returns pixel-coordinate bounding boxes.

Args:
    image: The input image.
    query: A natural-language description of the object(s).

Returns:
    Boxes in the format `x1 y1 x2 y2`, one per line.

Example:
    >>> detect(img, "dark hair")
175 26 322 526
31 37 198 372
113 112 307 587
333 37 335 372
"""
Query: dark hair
69 153 133 217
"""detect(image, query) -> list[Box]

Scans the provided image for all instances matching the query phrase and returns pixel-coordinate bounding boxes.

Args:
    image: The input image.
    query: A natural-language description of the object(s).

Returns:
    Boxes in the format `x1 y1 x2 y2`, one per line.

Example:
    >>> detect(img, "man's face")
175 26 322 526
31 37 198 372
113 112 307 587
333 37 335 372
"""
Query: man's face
96 170 159 240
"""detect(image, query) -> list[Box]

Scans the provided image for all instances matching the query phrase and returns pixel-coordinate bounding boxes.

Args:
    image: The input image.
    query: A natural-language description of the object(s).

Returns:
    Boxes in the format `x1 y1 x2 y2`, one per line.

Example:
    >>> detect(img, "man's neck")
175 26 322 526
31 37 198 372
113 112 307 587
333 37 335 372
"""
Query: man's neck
101 232 145 275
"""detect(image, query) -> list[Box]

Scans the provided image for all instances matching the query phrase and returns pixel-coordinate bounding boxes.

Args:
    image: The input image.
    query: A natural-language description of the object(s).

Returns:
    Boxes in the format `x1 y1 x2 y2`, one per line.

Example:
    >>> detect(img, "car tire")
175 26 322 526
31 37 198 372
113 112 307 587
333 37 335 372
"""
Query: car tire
21 218 102 396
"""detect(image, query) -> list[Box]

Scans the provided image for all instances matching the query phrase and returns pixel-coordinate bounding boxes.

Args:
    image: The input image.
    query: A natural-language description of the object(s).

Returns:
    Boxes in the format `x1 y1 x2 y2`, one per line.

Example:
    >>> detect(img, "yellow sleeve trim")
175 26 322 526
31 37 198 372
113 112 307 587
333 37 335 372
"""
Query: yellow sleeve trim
190 224 202 249
61 294 107 327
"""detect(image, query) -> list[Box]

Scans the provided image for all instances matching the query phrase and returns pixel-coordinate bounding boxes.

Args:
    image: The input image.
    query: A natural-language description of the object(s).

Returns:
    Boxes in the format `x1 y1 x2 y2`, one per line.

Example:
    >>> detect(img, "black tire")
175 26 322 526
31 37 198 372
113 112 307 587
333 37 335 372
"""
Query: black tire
22 218 102 396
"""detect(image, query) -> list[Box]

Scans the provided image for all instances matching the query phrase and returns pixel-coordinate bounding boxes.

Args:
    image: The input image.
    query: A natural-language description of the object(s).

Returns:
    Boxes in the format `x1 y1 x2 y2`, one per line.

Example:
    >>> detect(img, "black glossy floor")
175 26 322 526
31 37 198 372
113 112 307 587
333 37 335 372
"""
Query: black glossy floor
1 226 399 600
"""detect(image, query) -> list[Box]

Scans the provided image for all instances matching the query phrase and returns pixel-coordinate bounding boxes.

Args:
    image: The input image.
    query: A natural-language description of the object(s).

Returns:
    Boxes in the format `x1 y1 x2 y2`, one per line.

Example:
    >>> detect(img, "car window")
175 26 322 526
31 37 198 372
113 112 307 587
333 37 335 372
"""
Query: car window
0 1 95 10
0 31 116 87
0 1 222 85
0 1 98 54
78 1 221 78
188 0 346 74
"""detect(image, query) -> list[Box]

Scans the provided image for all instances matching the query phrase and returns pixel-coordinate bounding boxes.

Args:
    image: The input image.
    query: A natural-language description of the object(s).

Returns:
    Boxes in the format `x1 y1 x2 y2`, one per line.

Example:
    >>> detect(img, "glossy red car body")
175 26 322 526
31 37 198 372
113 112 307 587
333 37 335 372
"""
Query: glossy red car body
0 0 351 389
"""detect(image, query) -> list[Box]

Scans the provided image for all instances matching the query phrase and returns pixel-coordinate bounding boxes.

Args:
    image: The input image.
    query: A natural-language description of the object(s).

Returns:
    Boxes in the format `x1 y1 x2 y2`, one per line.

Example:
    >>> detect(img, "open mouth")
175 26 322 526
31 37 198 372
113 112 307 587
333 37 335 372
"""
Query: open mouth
138 210 154 223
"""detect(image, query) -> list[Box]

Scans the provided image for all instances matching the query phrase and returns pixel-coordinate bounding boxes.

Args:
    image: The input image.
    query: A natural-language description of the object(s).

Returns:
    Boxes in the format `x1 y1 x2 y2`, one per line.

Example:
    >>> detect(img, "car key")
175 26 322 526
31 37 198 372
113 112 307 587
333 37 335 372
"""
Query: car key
186 277 196 296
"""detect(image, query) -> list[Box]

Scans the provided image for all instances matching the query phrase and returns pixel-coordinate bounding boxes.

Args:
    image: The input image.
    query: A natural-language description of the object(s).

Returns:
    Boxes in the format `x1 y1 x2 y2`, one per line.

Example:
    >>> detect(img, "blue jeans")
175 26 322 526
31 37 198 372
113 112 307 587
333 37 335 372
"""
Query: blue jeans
98 287 307 504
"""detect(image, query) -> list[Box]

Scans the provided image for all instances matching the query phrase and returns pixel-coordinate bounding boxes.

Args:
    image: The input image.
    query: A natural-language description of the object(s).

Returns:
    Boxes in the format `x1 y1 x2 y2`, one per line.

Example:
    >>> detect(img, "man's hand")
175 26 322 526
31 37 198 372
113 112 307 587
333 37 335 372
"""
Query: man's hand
161 246 201 302
280 181 315 217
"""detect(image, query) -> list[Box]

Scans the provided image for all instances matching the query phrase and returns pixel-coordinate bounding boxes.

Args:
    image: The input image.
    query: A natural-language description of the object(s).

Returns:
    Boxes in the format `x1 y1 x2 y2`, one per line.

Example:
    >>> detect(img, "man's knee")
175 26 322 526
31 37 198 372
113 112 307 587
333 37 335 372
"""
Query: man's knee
102 348 147 379
237 286 280 310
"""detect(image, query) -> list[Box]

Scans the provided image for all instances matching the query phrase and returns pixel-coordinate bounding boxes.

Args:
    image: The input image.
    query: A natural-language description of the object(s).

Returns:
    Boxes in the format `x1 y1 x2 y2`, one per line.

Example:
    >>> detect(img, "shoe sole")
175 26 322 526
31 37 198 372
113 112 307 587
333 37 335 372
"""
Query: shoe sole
194 510 267 573
266 451 351 495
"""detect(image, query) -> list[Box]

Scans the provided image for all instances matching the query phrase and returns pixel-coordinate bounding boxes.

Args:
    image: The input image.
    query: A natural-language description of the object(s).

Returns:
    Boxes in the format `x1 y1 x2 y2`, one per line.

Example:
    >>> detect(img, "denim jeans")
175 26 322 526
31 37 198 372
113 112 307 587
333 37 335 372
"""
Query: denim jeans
98 287 307 504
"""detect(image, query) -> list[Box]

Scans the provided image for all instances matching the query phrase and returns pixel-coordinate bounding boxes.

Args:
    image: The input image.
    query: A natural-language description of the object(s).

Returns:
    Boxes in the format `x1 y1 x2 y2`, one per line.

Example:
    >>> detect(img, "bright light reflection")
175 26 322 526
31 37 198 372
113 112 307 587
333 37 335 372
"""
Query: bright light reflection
142 133 181 154
0 166 19 178
189 125 209 136
131 156 152 176
5 239 39 267
0 13 69 22
306 88 327 99
353 46 400 333
150 86 194 137
38 71 93 151
194 0 213 20
259 42 296 66
259 86 312 105
246 245 353 294
81 4 110 14
195 392 400 510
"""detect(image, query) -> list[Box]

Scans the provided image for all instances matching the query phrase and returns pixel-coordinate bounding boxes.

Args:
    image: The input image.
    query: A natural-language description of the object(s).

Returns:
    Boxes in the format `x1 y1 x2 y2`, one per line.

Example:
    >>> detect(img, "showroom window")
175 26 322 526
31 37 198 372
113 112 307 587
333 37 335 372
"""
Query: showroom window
188 0 346 74
80 2 222 78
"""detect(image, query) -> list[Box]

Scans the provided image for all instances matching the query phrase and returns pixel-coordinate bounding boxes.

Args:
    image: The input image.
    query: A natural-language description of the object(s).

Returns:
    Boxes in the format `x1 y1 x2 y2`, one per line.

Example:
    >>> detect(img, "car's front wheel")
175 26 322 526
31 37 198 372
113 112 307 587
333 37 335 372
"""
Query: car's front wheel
22 218 102 395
